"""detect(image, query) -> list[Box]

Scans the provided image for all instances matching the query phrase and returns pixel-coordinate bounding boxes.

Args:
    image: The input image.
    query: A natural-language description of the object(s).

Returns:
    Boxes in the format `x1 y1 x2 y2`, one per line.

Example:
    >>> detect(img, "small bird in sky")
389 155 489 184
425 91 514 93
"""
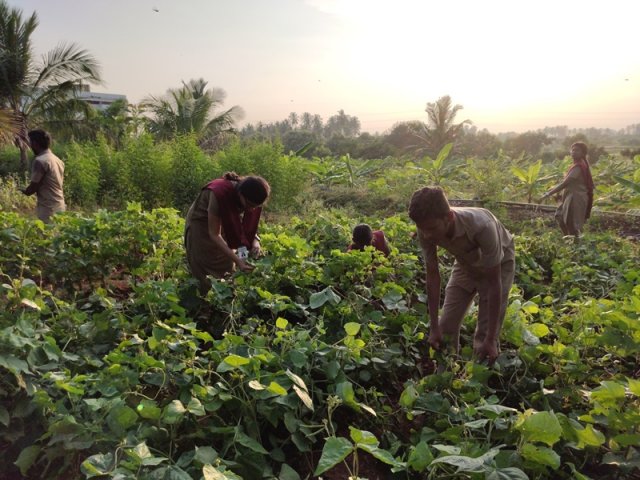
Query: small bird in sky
152 7 159 12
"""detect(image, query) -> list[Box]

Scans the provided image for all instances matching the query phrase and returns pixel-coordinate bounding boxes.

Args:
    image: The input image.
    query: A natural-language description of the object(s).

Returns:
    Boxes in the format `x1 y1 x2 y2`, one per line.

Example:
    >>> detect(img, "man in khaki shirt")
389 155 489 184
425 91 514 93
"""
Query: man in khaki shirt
21 129 66 223
408 187 515 364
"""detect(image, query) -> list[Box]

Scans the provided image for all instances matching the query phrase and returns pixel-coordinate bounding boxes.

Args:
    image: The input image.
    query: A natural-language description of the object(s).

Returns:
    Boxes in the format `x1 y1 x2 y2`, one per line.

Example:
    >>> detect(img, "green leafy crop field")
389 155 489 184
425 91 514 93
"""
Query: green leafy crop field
1 206 639 479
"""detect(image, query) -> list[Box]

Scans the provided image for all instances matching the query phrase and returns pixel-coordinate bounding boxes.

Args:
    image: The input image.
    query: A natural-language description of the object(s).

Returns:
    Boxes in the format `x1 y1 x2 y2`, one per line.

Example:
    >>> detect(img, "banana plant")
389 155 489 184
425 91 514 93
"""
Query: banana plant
413 143 462 186
511 159 555 203
307 154 382 187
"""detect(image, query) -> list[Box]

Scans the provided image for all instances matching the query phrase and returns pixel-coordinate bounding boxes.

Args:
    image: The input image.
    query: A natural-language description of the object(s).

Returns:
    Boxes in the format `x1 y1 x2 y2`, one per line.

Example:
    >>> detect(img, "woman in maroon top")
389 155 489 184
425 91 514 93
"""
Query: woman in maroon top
347 223 390 256
185 172 270 293
541 142 594 238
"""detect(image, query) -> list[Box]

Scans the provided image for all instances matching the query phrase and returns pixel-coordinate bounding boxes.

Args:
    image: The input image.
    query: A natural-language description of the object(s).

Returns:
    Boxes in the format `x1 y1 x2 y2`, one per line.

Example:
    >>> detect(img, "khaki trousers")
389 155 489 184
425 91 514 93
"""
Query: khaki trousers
438 253 515 351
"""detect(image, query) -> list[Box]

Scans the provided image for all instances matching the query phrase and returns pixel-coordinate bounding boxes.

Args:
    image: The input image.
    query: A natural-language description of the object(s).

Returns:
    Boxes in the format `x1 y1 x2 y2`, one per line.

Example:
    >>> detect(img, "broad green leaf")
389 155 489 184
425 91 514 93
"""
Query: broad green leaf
107 405 138 435
465 419 490 429
137 399 162 420
515 410 562 446
522 301 539 314
276 317 289 329
430 454 486 473
279 463 301 480
187 397 206 416
435 143 453 165
309 287 341 309
485 466 529 480
314 437 353 476
590 381 626 405
195 446 219 465
344 322 361 336
529 323 550 337
408 441 433 472
575 424 605 448
614 433 640 447
399 384 419 408
235 431 269 454
266 381 287 396
133 442 152 459
476 404 518 418
163 400 186 425
14 445 41 476
432 444 461 455
336 381 356 406
521 443 561 469
81 452 115 477
628 378 640 396
221 354 250 367
349 427 378 446
358 443 404 467
0 354 30 374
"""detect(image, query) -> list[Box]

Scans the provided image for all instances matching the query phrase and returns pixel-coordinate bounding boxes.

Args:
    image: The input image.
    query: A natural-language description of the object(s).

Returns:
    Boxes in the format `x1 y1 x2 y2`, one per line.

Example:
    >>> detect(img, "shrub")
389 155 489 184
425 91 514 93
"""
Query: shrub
123 134 172 209
0 174 35 215
212 140 309 211
168 135 216 213
63 142 101 207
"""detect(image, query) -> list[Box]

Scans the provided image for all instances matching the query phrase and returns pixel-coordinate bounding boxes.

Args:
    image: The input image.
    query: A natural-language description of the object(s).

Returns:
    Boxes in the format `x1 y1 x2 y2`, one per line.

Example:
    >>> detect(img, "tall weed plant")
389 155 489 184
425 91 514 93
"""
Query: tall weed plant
169 134 216 213
123 134 173 209
0 174 35 214
0 145 22 176
64 142 101 207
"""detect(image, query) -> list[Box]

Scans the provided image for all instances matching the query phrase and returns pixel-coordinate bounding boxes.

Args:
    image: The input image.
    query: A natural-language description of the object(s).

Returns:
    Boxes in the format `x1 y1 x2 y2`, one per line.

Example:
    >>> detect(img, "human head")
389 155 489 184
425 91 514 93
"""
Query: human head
352 224 373 249
408 186 454 242
239 177 270 209
570 142 588 161
27 129 51 155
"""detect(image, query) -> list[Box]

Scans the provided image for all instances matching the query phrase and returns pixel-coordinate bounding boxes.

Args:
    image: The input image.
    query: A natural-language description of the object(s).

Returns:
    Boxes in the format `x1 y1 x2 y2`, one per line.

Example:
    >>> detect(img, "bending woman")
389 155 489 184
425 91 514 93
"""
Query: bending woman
185 172 271 293
541 142 594 237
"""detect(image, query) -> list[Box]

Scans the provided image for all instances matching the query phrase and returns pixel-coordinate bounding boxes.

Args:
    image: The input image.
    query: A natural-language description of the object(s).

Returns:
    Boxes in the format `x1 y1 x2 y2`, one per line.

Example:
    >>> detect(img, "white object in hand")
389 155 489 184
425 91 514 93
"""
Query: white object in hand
237 246 249 260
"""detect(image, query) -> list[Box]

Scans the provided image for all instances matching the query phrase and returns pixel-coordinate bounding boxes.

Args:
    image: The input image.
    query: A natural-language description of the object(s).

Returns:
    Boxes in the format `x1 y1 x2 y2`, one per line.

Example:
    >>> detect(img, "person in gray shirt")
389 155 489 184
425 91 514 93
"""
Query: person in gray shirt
21 129 66 223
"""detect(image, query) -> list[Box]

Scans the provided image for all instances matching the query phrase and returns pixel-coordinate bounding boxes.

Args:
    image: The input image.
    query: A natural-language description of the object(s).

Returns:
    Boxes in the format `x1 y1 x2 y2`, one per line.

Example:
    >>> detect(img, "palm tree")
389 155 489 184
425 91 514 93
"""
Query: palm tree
416 95 471 157
0 0 102 169
143 78 242 149
0 107 20 146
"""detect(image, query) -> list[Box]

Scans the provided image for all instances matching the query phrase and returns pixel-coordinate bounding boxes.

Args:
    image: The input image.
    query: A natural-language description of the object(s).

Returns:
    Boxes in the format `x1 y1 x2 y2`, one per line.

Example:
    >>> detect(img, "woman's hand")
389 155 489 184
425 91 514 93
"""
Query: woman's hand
237 259 255 273
250 239 261 258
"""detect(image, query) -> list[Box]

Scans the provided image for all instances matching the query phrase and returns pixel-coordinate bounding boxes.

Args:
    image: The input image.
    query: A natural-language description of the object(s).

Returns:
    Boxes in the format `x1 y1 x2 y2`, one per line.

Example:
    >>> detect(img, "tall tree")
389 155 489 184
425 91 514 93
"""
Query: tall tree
0 0 102 168
144 78 242 149
325 109 360 138
417 95 471 157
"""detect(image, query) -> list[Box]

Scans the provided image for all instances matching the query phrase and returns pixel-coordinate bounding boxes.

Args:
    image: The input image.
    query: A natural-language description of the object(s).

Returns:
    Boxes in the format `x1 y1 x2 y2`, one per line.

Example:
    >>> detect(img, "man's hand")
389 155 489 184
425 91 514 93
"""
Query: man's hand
474 340 498 365
428 328 443 350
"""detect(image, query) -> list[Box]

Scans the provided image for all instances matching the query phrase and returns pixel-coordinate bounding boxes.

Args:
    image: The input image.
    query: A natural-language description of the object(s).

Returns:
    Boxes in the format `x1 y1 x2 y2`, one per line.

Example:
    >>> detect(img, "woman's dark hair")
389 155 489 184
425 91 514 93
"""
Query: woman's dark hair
352 224 373 247
27 129 51 149
224 171 271 205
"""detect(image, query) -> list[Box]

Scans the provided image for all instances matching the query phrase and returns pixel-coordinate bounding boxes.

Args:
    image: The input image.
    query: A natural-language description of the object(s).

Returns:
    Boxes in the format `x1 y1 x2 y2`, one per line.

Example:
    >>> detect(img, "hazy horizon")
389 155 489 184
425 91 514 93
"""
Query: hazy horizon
11 0 640 134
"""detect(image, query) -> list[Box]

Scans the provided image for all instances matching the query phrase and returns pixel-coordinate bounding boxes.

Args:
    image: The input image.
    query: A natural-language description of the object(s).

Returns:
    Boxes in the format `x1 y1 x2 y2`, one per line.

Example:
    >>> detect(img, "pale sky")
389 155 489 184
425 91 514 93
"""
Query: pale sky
12 0 640 133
